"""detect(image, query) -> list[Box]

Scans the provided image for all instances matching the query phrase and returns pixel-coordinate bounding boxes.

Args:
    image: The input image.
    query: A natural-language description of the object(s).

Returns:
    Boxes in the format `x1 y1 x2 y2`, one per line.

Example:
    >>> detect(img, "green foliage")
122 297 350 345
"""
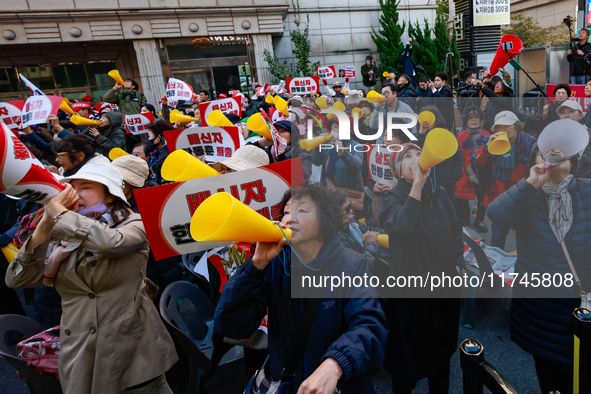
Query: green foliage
433 14 449 73
408 19 439 79
371 0 406 76
262 49 295 84
290 0 321 77
503 14 569 47
436 0 449 16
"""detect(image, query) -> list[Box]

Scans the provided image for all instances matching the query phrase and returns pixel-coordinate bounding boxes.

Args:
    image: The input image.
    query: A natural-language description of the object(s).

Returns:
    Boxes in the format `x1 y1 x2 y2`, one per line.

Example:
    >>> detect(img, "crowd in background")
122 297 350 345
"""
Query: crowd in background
1 54 590 394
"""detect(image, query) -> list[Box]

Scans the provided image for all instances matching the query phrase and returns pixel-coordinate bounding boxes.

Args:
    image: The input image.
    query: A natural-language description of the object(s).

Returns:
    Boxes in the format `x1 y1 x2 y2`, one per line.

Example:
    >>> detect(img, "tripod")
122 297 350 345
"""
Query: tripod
444 48 461 89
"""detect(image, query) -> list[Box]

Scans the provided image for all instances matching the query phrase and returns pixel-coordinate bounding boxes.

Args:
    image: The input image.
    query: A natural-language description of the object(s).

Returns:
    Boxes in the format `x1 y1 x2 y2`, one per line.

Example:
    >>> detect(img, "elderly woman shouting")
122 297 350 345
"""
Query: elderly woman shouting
6 162 177 394
488 119 591 394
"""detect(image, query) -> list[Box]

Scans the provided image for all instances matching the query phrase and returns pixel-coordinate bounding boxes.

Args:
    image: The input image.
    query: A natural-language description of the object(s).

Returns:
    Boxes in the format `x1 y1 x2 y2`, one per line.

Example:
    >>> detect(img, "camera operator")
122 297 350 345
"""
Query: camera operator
400 38 417 87
567 28 591 84
361 55 378 88
472 70 514 132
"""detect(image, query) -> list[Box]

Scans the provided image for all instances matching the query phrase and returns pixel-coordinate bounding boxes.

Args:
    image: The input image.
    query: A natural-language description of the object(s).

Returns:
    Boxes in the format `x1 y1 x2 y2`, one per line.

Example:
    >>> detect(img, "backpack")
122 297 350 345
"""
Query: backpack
16 325 60 380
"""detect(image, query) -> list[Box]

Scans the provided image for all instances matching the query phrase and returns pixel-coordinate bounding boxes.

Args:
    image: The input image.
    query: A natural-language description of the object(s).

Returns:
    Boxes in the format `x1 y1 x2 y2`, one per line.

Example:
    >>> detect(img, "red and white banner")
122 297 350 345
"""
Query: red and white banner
547 84 589 112
0 123 65 203
367 145 397 185
317 66 337 79
268 107 283 123
0 101 25 129
21 96 65 128
134 158 303 260
164 126 242 162
338 65 355 78
256 83 271 97
199 97 242 127
165 78 194 108
19 74 45 96
124 112 154 135
286 76 320 95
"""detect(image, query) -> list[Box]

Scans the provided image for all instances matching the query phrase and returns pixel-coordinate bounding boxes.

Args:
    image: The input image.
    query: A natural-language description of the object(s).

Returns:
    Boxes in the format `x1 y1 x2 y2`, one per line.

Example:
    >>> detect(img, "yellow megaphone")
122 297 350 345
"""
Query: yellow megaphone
367 90 385 103
190 192 291 243
1 242 19 263
299 133 334 151
351 107 365 119
488 132 511 155
161 149 220 182
418 111 436 127
109 147 129 161
418 128 459 171
383 71 390 78
362 234 389 249
273 96 289 117
170 109 199 124
70 114 100 127
265 95 275 104
207 110 233 127
60 100 74 115
246 113 273 140
315 96 328 109
327 101 346 120
108 70 125 85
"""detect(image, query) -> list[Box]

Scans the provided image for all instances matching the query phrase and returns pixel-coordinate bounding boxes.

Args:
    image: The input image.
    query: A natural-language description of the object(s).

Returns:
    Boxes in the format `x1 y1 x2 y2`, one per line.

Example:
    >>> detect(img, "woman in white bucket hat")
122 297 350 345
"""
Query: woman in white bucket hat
6 162 177 394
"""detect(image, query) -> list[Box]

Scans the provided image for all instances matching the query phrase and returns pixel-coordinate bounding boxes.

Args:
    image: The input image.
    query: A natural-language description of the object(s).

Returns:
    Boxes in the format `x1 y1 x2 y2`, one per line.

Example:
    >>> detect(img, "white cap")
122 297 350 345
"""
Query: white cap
61 162 129 205
556 100 583 114
492 111 520 133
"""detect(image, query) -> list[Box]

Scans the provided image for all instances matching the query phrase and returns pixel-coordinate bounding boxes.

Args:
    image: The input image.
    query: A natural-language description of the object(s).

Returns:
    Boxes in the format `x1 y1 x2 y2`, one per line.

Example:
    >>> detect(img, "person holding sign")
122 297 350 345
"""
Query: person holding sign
379 143 462 394
5 162 178 394
103 78 147 116
215 184 387 394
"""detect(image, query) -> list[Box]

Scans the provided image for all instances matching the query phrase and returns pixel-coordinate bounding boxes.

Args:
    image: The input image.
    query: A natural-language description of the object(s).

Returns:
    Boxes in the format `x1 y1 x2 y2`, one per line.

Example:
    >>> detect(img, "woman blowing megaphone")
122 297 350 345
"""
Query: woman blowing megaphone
215 184 387 394
378 142 463 393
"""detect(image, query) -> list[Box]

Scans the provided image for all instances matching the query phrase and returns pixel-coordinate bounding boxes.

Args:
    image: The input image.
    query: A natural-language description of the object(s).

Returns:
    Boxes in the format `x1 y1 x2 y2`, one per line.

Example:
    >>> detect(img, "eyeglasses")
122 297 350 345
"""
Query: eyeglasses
382 91 393 96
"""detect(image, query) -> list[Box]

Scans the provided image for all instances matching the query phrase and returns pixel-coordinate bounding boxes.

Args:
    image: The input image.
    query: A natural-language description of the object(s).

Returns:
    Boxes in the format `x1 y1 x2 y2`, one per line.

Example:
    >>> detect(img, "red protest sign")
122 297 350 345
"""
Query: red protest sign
286 76 320 95
367 145 397 185
317 65 336 79
164 126 242 162
124 112 154 135
0 100 25 129
21 96 65 128
338 65 355 78
165 78 194 108
199 97 242 127
134 158 304 260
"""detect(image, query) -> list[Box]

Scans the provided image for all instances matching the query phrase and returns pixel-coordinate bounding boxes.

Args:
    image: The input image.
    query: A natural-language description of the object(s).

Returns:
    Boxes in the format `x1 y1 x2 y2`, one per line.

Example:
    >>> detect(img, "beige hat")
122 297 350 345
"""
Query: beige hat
111 155 150 188
491 111 520 133
61 162 128 205
346 90 363 105
556 100 583 114
215 144 269 172
289 95 304 104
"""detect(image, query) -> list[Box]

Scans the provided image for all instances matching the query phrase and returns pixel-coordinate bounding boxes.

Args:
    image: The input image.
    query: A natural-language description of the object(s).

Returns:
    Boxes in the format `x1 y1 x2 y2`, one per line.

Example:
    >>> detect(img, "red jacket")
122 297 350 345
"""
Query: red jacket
455 129 490 200
474 131 537 207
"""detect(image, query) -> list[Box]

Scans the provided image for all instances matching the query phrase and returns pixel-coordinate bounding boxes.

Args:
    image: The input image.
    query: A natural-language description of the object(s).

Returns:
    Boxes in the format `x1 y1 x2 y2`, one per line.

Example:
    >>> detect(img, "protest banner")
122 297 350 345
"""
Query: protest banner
317 65 337 79
0 123 64 203
199 97 242 127
0 101 25 129
286 76 320 95
165 78 194 108
164 126 242 162
337 65 356 78
134 158 303 260
367 144 397 185
124 112 154 135
21 95 65 128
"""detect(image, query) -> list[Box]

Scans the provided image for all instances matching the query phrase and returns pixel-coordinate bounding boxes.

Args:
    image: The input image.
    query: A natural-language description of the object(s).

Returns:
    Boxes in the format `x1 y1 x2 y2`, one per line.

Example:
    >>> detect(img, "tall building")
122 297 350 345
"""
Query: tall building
0 0 436 106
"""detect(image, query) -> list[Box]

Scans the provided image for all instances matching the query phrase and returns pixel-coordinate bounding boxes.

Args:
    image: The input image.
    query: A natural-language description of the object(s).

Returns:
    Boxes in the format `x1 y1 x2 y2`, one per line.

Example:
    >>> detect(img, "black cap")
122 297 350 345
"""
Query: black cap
365 55 372 61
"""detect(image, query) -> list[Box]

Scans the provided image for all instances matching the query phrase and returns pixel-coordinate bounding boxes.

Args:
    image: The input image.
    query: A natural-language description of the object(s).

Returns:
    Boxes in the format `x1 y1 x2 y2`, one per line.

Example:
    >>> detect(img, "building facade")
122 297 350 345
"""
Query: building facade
0 0 436 107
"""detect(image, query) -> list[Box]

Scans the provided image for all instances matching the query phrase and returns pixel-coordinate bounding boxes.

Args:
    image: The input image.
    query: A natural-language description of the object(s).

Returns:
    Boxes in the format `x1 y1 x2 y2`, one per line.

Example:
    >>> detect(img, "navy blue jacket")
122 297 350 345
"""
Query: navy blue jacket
488 178 591 365
214 234 387 393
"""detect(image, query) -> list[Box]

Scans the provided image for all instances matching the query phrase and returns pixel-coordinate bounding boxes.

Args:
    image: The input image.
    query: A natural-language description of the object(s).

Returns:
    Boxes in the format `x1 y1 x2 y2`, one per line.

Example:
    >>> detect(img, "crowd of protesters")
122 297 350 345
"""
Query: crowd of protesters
0 56 590 394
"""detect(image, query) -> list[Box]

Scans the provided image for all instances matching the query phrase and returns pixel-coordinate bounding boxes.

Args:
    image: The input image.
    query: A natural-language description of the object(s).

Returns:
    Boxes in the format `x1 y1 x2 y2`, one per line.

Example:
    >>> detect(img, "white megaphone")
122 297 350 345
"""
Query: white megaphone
0 123 65 203
538 119 589 167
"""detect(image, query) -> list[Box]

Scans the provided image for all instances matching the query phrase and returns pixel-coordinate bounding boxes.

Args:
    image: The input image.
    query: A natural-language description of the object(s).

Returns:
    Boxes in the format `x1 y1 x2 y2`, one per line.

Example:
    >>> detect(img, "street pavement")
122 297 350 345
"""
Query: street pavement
0 215 541 393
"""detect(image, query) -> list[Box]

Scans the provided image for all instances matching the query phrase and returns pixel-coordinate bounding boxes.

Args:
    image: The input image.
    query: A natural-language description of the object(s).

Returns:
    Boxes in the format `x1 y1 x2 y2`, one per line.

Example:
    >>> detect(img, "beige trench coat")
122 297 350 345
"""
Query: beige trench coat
6 211 178 394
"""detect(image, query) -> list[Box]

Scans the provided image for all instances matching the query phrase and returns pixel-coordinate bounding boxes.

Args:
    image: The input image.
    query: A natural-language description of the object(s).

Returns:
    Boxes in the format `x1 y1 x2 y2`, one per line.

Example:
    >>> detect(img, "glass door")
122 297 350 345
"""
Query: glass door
171 69 214 98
